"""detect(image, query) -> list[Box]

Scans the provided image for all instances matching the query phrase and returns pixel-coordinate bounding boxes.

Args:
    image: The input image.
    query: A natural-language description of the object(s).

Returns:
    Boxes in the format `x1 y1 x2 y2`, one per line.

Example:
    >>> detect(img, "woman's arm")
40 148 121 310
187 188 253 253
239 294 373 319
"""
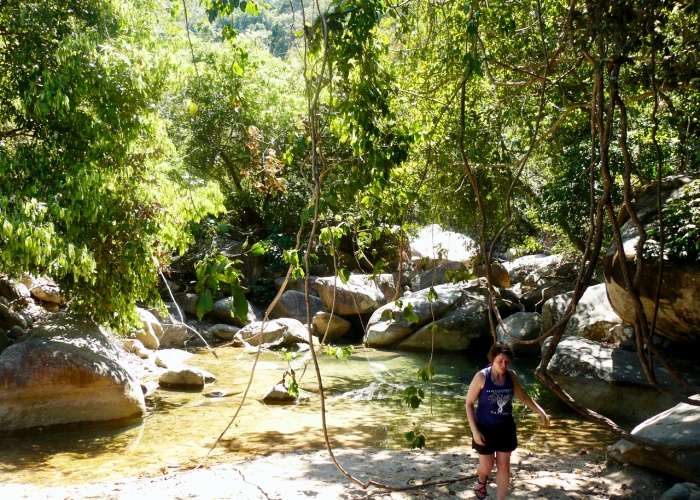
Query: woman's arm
465 371 487 445
511 370 550 428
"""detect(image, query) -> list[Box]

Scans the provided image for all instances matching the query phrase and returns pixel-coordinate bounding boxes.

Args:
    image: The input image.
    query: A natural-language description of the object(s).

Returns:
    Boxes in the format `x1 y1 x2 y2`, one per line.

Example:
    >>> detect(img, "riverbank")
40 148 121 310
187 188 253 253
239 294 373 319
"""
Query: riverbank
0 445 676 499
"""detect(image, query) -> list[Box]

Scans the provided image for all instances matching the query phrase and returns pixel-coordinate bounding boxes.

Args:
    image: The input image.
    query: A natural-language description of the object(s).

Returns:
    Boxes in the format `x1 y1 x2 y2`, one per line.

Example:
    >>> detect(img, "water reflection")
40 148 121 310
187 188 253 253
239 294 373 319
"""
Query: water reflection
0 346 616 487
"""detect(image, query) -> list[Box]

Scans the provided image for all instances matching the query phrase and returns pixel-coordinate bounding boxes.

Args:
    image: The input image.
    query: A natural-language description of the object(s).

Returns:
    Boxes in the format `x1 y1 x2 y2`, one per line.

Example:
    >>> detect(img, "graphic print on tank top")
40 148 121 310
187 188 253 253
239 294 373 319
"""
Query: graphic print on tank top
475 367 515 426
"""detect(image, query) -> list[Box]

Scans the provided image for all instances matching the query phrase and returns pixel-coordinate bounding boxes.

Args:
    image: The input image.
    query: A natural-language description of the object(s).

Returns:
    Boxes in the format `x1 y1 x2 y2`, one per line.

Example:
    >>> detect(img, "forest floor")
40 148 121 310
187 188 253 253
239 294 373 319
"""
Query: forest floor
0 444 677 499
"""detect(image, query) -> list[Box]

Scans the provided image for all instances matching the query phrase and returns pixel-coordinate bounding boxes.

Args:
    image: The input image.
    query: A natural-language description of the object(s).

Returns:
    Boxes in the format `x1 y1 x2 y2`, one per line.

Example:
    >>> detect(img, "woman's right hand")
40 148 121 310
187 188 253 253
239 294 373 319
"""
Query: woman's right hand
472 430 485 446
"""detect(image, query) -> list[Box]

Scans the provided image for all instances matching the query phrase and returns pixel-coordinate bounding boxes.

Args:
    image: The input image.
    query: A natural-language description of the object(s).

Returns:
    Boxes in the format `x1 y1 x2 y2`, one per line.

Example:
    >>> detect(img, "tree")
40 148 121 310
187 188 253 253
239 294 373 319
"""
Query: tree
0 0 225 329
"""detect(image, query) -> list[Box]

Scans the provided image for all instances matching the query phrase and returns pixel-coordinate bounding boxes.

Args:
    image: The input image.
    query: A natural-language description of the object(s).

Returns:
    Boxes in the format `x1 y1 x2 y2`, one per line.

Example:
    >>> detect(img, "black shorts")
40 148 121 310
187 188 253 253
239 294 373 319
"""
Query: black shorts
471 419 518 455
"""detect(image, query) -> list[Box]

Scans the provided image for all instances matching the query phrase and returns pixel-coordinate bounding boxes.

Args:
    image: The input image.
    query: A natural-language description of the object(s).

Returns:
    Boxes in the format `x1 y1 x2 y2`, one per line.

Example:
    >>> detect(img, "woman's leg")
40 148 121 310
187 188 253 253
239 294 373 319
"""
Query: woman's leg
477 452 495 483
494 451 512 500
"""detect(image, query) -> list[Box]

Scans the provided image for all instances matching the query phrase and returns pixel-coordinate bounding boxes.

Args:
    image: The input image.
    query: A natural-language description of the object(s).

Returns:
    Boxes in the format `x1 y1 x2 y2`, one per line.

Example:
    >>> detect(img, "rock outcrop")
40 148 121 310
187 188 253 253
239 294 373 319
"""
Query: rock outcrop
604 172 700 344
608 395 700 483
0 315 145 432
543 336 687 424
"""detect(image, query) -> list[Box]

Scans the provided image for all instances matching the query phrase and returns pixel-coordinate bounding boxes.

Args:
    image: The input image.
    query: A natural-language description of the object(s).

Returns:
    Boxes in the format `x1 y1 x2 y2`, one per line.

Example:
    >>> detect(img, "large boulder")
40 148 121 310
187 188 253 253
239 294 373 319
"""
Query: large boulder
409 262 469 292
503 254 566 286
409 224 478 271
608 395 700 483
604 172 700 344
364 283 466 347
0 315 145 432
135 307 163 350
496 312 543 355
315 274 399 315
237 318 309 348
312 312 352 342
541 284 628 343
395 293 490 351
210 298 261 327
543 336 688 424
21 275 65 304
271 290 326 323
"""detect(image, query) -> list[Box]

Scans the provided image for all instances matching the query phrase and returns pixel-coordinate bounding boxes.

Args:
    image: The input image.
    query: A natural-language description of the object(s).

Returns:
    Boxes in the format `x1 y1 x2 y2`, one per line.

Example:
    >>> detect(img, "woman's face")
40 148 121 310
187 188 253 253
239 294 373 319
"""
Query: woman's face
492 353 512 375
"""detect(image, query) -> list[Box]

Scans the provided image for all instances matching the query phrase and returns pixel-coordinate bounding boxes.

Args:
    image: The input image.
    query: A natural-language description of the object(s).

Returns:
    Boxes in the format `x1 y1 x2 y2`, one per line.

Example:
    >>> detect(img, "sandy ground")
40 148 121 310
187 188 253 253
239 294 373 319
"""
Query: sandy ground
0 445 677 499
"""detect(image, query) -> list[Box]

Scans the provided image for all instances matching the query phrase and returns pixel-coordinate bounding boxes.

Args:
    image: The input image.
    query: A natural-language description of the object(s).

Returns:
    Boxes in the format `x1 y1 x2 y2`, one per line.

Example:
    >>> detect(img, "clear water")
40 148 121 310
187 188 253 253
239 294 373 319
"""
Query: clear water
0 346 616 487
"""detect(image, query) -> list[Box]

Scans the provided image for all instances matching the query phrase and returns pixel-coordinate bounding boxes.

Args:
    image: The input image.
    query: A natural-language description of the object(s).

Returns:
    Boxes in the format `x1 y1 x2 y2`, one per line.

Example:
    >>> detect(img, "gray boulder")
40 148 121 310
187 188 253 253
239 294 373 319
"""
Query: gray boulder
210 298 261 327
496 312 543 355
608 395 700 483
160 323 190 348
271 290 326 323
364 283 465 347
262 382 310 404
395 293 490 351
409 261 468 292
238 318 309 348
315 274 399 315
274 276 320 296
159 365 216 390
0 315 145 432
207 324 241 341
472 261 511 289
543 336 683 424
541 284 628 343
503 254 566 286
409 224 478 271
659 482 700 499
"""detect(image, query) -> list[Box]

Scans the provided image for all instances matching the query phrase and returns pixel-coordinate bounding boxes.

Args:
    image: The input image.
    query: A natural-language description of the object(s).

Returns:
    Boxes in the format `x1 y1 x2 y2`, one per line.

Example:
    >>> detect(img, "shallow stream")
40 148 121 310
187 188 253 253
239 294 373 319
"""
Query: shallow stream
0 346 617 487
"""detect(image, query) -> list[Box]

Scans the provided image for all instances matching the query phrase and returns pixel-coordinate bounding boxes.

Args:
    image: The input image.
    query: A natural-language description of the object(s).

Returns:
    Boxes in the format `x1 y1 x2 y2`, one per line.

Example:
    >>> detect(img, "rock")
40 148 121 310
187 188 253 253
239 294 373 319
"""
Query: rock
608 395 700 483
0 298 28 330
409 224 478 271
543 336 685 424
604 172 700 344
159 365 216 390
395 294 490 351
0 329 9 353
121 339 151 359
364 283 465 347
0 277 31 304
218 239 265 289
659 482 700 499
262 382 310 404
0 315 145 432
21 275 64 304
155 349 193 369
312 312 352 342
409 262 469 292
237 318 309 348
521 279 575 313
541 284 626 343
7 325 24 340
274 276 320 296
271 290 326 323
207 324 241 341
134 308 163 350
315 274 399 315
210 298 261 327
473 261 511 288
503 254 566 286
174 293 199 316
496 312 543 355
160 323 190 349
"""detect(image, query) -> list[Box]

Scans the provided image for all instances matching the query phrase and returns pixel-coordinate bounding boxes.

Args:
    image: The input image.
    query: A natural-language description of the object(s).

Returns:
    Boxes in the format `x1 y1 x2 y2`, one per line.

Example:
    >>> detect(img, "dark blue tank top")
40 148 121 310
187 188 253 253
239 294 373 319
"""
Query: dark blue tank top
475 366 515 426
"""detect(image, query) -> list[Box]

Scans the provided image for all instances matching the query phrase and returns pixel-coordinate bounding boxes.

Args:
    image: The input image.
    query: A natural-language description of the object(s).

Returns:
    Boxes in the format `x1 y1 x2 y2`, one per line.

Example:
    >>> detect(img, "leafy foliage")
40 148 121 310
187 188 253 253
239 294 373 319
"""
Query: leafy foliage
645 180 700 262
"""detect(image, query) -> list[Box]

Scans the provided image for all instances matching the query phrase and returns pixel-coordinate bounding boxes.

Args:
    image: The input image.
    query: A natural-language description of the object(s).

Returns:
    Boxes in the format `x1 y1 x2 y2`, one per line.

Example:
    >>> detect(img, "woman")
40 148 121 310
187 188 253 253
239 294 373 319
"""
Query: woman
465 342 550 499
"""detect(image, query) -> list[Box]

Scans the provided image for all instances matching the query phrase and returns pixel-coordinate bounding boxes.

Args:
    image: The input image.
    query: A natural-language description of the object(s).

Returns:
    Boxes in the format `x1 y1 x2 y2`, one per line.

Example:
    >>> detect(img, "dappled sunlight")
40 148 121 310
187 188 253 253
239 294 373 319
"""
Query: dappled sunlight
0 346 619 489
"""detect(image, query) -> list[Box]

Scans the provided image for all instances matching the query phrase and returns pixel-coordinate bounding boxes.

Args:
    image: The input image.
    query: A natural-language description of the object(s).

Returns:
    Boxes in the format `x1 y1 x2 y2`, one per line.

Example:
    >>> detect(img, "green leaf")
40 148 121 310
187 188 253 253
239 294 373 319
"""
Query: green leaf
427 286 438 301
196 289 214 321
402 303 419 323
233 288 248 320
338 268 350 284
232 62 244 77
250 239 271 255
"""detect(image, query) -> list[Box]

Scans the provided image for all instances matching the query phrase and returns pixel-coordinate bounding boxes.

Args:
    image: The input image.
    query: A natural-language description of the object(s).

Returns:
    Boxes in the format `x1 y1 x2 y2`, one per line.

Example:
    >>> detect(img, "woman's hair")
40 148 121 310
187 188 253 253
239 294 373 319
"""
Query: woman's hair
487 342 515 362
